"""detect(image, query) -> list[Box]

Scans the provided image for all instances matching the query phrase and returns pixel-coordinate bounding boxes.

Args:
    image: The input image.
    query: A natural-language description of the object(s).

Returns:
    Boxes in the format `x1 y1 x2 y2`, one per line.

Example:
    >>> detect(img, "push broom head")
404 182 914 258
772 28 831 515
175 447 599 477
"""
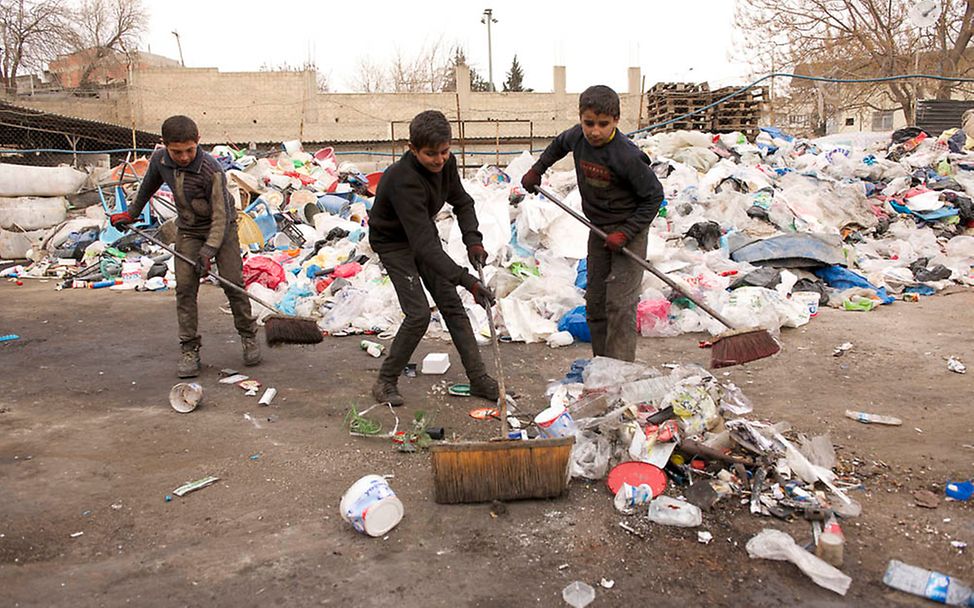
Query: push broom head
264 315 323 347
430 437 574 504
710 327 780 368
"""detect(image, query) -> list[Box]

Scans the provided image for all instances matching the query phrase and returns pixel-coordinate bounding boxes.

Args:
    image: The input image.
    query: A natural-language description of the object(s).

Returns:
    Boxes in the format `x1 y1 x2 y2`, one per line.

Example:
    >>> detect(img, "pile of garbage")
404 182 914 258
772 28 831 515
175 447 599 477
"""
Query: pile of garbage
3 123 974 351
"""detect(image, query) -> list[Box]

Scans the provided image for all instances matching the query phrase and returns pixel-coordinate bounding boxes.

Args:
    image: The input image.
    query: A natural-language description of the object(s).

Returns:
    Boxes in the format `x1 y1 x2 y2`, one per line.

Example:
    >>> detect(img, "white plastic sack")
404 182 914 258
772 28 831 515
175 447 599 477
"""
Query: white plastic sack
0 227 47 259
0 197 68 230
0 164 86 197
746 529 851 596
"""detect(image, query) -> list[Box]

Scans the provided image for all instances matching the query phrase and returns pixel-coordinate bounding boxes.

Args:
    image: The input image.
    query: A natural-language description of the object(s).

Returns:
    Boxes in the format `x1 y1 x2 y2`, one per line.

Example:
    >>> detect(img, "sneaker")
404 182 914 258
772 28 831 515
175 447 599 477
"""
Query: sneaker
468 374 499 401
371 379 404 407
242 335 262 367
177 349 201 378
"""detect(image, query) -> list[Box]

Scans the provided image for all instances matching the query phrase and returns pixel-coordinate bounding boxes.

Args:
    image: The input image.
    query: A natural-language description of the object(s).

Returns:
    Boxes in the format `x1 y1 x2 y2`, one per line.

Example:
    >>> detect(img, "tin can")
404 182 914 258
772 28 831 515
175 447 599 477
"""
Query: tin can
360 340 384 358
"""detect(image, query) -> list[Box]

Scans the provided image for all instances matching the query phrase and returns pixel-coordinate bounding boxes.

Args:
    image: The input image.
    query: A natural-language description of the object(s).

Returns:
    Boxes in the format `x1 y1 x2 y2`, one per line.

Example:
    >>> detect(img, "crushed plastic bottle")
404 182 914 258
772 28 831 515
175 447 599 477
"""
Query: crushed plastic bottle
562 581 595 608
844 410 902 426
647 495 702 527
883 560 974 606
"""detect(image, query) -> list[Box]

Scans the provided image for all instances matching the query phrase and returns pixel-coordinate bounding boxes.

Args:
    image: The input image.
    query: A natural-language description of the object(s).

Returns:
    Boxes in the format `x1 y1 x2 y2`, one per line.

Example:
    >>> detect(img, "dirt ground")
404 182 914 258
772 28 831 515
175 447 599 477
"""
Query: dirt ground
1 279 972 607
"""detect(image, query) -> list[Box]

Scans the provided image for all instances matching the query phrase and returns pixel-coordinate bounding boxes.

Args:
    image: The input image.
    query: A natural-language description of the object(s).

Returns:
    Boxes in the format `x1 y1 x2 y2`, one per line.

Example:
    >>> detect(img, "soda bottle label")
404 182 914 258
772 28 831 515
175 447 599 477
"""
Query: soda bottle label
925 572 950 603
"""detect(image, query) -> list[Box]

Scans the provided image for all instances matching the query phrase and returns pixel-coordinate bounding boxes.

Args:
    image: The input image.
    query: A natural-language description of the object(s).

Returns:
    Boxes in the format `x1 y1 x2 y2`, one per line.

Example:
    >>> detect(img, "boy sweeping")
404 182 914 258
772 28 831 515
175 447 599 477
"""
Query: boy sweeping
521 85 664 362
367 110 498 406
110 115 260 378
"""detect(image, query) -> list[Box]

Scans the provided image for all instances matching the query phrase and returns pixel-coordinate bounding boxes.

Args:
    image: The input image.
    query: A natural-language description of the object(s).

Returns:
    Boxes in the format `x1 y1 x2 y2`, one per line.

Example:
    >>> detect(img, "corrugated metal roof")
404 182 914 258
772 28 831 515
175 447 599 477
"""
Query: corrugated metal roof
916 99 974 135
0 100 160 151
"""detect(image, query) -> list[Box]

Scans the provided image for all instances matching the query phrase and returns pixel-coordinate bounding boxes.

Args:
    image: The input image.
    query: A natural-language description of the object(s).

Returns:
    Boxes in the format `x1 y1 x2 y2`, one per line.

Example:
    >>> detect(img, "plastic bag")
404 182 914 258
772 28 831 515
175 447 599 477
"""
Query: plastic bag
320 286 368 332
746 529 851 595
570 430 612 479
557 305 591 342
582 356 655 390
242 255 286 289
637 299 677 337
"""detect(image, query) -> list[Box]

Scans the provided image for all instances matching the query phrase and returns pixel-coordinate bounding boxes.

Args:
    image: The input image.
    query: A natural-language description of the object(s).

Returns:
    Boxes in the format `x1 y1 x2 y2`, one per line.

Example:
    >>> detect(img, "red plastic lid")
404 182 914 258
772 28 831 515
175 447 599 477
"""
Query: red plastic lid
606 462 668 497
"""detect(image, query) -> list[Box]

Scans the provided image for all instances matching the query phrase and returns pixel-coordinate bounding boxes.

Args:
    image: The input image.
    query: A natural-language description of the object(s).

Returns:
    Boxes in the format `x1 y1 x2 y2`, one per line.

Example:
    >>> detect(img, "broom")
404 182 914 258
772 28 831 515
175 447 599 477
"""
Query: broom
536 186 779 369
429 263 574 504
128 226 322 347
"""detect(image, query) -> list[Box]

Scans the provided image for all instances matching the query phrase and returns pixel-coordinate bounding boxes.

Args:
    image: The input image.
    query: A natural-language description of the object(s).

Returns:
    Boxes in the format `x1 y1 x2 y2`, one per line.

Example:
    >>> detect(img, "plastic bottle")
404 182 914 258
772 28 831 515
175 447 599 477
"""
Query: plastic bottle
844 410 903 426
647 496 702 527
883 560 974 606
561 581 595 608
360 340 384 358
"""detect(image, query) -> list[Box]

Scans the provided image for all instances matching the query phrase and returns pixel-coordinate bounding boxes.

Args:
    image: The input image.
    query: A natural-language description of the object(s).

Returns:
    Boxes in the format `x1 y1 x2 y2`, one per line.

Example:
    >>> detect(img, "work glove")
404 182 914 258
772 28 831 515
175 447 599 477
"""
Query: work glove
468 281 495 309
195 245 218 277
467 243 488 270
604 231 629 253
520 168 542 195
109 211 134 230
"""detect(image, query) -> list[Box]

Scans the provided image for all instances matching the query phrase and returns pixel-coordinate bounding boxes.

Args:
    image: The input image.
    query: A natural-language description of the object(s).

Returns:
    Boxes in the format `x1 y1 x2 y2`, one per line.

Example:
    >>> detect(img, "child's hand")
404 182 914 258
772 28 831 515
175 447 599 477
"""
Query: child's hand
520 169 542 194
604 231 628 252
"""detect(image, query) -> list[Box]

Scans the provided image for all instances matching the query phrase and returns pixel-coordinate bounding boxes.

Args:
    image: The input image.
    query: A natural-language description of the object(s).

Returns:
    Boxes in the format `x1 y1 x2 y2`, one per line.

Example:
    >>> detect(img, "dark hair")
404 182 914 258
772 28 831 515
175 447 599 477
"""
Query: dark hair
161 115 199 144
409 110 452 149
579 85 620 118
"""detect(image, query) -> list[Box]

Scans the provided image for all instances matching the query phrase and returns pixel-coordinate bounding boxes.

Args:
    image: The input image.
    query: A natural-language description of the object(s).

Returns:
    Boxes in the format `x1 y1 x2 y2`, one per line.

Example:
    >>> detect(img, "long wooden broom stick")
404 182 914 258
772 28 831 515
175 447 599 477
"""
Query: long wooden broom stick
477 264 508 438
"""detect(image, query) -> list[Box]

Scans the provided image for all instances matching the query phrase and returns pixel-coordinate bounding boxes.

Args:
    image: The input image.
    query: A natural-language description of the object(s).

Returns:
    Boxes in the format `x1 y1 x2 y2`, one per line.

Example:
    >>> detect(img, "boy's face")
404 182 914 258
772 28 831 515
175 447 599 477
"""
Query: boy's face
409 141 451 173
165 139 199 167
579 109 619 147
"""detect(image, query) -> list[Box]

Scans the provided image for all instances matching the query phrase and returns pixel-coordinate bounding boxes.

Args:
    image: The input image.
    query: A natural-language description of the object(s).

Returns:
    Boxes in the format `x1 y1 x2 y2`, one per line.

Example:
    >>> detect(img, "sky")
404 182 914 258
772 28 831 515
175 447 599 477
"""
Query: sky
142 0 753 93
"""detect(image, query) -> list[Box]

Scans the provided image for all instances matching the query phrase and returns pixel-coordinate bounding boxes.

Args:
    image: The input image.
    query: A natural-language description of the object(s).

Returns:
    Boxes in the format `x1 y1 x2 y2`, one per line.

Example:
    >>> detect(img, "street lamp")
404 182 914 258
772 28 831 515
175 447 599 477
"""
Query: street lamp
481 8 497 92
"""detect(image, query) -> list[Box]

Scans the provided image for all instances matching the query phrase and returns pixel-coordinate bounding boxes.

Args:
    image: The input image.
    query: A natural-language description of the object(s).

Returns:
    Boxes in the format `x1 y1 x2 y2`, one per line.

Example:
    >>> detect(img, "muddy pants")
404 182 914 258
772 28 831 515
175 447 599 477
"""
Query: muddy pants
376 247 487 382
174 227 256 352
585 225 648 362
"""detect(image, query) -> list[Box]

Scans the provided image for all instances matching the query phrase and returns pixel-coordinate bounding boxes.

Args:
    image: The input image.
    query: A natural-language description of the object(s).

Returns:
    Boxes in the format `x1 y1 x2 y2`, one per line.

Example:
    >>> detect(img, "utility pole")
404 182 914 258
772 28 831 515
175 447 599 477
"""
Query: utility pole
171 30 185 67
481 8 497 92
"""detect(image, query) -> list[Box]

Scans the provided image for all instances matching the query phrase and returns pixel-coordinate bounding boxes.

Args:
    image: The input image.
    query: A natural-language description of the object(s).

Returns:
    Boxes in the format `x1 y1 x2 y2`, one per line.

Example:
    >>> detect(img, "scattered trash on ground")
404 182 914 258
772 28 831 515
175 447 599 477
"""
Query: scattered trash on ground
340 474 404 537
883 560 974 605
172 475 220 497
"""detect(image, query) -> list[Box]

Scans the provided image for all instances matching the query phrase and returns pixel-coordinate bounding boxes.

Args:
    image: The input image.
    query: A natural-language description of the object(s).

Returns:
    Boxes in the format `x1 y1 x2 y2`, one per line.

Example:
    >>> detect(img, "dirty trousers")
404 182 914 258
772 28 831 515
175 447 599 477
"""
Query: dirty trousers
376 247 487 382
174 227 256 351
585 226 648 362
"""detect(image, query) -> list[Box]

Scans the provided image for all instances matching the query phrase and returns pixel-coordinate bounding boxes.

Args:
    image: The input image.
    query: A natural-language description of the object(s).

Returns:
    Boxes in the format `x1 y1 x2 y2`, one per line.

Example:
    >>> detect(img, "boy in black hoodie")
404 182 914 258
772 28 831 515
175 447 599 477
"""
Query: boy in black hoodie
521 86 664 362
367 110 497 406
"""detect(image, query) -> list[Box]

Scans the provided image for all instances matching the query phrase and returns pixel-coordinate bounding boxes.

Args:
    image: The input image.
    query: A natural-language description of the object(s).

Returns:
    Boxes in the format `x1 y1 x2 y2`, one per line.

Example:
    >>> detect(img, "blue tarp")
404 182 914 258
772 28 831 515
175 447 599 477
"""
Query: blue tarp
730 233 845 267
575 259 588 290
888 200 959 222
558 305 591 342
813 265 895 304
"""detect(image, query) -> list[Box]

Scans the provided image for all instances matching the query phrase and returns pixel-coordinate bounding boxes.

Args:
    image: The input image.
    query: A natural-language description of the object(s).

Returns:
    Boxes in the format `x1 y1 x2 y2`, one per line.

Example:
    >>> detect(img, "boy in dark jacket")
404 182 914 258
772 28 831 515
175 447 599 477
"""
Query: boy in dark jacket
110 115 259 378
521 86 664 362
368 110 498 406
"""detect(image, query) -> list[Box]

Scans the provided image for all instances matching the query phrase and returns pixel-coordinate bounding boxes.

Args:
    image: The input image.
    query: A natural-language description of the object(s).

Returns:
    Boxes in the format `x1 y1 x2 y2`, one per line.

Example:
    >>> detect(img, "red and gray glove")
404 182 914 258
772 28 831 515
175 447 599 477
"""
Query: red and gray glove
195 245 217 277
520 168 542 194
468 281 495 309
604 231 629 252
467 243 488 269
109 211 134 230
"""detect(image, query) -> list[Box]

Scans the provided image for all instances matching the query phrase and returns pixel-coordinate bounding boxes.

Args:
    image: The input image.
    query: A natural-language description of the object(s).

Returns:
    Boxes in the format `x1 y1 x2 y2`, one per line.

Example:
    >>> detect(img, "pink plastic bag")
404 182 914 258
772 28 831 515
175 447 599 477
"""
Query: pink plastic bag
332 262 362 279
637 299 672 337
243 256 286 289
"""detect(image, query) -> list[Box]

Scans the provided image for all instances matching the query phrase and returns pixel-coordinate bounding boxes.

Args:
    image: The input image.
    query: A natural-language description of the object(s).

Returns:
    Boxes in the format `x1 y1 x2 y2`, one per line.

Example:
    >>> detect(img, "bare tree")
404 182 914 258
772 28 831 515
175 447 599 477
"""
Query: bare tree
67 0 146 90
735 0 974 124
349 56 389 93
0 0 71 94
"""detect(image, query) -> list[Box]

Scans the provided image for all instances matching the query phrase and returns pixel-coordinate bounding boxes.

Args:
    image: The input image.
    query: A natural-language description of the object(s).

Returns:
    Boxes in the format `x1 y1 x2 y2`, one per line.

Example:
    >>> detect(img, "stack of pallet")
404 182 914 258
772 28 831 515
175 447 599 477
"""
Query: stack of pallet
643 82 712 133
642 83 768 139
709 86 767 139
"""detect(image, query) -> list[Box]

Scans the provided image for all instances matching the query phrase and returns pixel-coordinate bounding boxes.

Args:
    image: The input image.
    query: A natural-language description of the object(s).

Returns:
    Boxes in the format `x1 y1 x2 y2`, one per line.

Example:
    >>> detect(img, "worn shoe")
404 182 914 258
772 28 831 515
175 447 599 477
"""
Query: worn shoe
468 374 500 401
371 379 404 407
242 335 262 367
177 349 201 378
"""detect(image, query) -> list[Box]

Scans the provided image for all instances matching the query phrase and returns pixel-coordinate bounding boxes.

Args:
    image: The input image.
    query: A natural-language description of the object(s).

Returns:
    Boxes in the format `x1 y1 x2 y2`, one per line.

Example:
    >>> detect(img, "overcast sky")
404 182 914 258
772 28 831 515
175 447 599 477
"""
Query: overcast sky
142 0 752 93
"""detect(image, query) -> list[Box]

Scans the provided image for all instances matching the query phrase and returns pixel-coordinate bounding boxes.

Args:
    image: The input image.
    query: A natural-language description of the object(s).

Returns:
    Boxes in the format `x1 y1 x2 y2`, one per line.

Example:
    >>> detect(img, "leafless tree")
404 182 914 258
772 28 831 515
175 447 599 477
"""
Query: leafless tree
0 0 71 94
67 0 146 90
349 56 389 93
735 0 974 124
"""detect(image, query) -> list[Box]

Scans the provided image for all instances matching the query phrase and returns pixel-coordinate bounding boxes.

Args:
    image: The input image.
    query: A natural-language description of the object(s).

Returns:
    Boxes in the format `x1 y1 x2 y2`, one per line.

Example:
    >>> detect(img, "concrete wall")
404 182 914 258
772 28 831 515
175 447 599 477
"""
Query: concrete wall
15 64 646 146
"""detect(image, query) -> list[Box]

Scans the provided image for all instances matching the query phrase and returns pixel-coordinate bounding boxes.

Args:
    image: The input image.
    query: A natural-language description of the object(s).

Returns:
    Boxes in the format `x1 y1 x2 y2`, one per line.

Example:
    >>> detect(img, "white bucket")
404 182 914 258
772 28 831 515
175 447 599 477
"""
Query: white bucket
340 475 404 537
792 291 820 317
534 405 576 439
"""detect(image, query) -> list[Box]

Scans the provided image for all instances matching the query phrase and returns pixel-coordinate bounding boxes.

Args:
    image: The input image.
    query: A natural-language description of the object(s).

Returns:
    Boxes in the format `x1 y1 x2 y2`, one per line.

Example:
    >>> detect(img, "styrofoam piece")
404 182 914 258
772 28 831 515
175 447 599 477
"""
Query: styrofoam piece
421 353 451 374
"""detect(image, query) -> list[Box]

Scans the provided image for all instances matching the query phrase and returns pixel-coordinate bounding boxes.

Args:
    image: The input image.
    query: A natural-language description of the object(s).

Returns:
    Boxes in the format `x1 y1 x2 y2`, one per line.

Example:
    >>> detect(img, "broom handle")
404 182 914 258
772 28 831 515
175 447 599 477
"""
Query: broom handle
128 226 281 314
477 264 509 438
536 186 735 330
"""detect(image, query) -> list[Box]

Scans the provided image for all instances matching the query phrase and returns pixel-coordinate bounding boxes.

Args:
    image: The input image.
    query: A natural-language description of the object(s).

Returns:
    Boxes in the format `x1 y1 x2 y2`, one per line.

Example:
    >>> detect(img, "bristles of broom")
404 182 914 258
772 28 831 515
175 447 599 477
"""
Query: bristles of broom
264 315 323 347
710 327 780 368
430 437 574 504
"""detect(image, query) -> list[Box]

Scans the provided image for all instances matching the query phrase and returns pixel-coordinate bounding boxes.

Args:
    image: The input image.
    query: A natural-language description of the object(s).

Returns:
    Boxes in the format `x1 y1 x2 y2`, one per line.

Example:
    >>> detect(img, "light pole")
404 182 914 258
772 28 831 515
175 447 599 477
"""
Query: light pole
171 30 185 67
481 8 497 92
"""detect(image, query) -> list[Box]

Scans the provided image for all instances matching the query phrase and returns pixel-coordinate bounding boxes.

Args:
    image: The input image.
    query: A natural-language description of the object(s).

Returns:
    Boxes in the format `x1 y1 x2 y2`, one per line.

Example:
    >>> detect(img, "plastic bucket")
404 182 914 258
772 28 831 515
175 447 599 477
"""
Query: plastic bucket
365 171 383 196
792 291 820 317
340 475 404 537
169 382 203 413
318 194 350 218
534 405 576 439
